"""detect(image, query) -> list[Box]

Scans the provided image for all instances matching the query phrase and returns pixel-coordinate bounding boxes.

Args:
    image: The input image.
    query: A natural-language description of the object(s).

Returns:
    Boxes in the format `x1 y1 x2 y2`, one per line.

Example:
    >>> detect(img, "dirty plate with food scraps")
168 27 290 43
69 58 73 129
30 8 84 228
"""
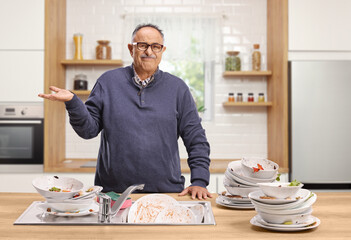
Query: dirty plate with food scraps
248 189 310 204
215 197 254 209
256 214 318 228
250 215 320 232
227 161 277 184
249 189 308 204
127 194 179 223
37 202 99 217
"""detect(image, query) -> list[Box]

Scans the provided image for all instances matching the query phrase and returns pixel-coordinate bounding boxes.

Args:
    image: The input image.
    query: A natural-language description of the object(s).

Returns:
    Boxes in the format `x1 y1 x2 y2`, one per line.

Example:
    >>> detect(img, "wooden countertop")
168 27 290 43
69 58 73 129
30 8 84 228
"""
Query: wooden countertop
1 192 351 239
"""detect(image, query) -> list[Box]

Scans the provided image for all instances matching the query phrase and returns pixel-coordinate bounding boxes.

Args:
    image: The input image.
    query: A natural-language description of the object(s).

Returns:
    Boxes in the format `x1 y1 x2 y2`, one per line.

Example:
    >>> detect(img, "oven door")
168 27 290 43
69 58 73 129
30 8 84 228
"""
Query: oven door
0 119 43 164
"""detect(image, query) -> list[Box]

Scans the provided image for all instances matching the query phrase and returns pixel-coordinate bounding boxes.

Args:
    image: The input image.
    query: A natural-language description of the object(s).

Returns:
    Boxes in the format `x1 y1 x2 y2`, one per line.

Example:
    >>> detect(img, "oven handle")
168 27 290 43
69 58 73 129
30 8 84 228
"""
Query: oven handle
0 120 42 124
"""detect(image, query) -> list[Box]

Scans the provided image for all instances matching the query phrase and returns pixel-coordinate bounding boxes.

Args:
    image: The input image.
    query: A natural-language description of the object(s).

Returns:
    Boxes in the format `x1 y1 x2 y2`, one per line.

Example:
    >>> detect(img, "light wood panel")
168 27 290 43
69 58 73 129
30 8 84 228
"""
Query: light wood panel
61 59 123 66
223 71 272 77
267 0 289 170
223 102 273 107
2 192 351 239
70 90 91 95
44 0 66 171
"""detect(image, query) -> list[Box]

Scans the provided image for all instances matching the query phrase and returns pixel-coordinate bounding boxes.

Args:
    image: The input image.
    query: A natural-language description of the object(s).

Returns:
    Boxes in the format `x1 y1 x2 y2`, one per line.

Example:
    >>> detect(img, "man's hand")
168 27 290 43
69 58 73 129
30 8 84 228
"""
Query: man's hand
38 86 74 102
178 186 213 200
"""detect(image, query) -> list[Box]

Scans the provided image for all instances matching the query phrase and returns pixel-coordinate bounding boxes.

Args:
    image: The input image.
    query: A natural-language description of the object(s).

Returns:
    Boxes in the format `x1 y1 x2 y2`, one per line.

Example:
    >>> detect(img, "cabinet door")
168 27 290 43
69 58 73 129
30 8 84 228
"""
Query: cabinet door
289 0 351 51
0 0 44 50
0 51 43 102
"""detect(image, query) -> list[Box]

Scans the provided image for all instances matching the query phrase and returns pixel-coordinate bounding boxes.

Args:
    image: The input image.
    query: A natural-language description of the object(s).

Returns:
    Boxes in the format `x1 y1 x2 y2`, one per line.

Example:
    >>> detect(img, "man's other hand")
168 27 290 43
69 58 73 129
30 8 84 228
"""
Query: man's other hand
38 86 74 102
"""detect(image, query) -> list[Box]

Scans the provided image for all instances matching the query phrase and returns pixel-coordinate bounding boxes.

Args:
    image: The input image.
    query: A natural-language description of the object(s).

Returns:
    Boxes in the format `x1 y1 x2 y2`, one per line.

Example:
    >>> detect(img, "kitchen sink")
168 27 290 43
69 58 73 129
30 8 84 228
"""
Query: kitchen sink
14 201 216 225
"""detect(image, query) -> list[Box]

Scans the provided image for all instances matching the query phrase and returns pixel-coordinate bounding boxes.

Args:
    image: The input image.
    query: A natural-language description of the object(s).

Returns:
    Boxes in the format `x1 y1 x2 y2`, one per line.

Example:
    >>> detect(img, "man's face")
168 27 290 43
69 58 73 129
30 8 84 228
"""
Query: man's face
128 27 166 74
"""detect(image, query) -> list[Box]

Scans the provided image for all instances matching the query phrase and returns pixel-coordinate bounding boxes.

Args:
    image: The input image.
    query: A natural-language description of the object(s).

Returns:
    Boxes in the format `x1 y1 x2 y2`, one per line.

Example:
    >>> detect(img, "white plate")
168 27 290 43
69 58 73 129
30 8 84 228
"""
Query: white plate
254 193 317 215
249 189 311 206
224 171 255 188
256 214 317 228
216 198 254 209
250 215 320 232
249 190 304 204
227 161 277 183
127 194 178 223
217 194 251 204
155 204 196 224
225 170 258 187
37 202 98 217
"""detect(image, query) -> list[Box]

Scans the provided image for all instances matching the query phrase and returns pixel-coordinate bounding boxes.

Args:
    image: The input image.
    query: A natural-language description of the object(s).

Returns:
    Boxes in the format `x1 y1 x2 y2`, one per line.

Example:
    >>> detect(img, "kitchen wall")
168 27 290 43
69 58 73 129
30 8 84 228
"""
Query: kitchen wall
65 0 269 161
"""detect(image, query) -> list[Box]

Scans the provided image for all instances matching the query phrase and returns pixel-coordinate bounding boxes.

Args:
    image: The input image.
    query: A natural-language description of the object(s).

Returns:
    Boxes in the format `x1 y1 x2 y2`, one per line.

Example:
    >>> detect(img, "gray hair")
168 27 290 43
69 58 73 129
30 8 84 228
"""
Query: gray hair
131 23 164 42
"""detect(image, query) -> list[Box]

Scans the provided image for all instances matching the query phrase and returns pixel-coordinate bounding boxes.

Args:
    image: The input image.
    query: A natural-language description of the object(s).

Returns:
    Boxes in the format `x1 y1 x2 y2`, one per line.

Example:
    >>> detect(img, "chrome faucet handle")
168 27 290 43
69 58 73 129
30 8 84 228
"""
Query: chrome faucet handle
96 192 111 223
111 184 145 216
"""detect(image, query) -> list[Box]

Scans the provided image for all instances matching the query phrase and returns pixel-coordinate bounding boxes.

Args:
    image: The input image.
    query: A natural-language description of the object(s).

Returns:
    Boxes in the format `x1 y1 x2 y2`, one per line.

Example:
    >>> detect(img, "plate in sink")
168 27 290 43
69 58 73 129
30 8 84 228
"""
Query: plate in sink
37 202 98 217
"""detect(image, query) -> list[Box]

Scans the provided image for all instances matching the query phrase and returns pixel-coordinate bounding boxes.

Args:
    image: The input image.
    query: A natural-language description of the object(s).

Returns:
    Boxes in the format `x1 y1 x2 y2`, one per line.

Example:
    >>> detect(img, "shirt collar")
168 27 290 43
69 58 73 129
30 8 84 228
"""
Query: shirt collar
132 65 158 87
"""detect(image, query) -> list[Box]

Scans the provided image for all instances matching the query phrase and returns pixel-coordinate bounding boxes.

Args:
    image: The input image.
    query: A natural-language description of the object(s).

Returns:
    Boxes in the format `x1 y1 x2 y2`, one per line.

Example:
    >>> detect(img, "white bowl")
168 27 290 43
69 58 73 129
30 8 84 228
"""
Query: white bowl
257 182 304 199
224 185 260 197
241 157 279 179
46 199 94 212
32 176 84 199
258 208 313 224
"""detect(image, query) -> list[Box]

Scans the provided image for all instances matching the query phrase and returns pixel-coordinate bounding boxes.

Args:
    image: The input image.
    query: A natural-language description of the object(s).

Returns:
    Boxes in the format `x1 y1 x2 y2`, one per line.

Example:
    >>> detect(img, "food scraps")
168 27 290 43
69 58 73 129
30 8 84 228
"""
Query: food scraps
289 179 301 186
49 187 61 192
253 163 264 172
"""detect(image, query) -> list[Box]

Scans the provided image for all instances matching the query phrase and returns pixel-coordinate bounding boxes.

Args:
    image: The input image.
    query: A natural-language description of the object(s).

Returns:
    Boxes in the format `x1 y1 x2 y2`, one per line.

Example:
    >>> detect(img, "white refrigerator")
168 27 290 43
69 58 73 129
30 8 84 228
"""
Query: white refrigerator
289 61 351 188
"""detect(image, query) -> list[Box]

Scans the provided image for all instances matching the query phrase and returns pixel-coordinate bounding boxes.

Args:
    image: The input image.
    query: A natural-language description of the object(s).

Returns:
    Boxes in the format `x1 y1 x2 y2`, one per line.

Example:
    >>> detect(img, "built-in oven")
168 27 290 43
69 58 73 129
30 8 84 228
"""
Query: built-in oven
0 102 43 172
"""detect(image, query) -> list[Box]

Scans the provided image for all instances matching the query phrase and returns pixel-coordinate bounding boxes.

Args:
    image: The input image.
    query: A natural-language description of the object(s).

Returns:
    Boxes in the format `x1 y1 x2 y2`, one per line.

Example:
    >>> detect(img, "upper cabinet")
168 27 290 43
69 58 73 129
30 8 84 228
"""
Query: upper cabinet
289 0 351 51
0 0 44 50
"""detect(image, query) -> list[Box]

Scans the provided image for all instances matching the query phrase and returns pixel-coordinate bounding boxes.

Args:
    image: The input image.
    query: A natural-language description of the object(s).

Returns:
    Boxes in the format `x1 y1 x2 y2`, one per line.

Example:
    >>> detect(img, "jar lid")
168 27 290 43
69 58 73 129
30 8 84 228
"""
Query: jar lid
229 93 234 95
97 40 110 44
248 93 254 95
253 44 260 49
226 51 240 56
74 74 87 81
237 93 243 95
259 93 264 95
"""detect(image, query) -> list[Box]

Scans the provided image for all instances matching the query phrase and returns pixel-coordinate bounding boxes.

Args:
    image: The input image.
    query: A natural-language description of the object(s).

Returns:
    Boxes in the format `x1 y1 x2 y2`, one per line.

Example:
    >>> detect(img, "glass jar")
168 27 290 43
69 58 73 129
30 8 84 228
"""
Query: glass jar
73 33 83 60
96 40 112 60
225 51 241 71
236 93 243 102
258 93 265 102
252 44 261 71
248 93 254 102
228 93 235 102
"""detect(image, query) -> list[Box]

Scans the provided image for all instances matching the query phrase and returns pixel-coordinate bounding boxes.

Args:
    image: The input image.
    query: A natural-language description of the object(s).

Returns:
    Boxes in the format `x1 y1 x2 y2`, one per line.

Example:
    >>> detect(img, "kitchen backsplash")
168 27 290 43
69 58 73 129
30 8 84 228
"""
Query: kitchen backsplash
65 0 268 160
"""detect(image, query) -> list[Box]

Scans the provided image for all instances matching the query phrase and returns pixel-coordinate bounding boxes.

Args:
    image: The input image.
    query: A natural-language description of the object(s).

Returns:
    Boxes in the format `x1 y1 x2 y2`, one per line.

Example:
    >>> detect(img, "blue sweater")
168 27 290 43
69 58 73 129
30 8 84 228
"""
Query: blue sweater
65 65 210 193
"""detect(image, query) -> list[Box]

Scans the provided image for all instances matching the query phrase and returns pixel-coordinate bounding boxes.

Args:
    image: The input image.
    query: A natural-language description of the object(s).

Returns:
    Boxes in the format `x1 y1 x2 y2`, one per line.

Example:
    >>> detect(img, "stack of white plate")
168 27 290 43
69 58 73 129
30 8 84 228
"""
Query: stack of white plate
248 188 321 231
216 159 278 209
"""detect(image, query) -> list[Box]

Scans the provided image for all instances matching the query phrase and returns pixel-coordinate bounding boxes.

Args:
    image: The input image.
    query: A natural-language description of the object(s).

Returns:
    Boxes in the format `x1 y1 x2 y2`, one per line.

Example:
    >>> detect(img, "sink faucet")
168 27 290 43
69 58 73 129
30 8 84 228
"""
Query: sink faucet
97 184 145 223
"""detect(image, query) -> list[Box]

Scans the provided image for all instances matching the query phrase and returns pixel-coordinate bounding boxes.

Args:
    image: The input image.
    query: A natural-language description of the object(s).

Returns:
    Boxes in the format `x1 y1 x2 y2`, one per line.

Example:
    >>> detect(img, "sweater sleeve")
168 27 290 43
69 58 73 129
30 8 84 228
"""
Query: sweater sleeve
178 88 211 188
65 81 103 139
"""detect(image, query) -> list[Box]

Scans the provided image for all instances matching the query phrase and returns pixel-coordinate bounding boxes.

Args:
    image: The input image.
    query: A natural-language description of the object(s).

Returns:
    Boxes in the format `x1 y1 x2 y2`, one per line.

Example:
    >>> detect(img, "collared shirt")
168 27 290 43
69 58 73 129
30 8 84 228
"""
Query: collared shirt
132 65 155 87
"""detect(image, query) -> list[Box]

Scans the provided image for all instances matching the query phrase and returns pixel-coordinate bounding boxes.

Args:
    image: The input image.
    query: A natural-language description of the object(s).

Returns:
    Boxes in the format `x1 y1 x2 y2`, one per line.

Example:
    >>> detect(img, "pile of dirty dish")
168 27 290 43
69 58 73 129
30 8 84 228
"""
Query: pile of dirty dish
216 158 279 209
249 182 321 232
32 176 102 216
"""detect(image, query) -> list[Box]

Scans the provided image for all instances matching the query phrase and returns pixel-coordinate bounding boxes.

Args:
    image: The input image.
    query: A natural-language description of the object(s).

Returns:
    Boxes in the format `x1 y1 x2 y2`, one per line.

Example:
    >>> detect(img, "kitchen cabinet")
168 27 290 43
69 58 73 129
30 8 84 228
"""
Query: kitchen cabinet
0 0 44 50
0 51 43 102
289 0 351 51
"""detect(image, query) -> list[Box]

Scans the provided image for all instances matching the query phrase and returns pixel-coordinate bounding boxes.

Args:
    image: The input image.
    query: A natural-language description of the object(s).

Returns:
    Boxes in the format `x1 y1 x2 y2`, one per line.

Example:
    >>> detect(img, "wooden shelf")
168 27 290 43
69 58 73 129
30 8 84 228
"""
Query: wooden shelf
61 59 123 66
223 101 273 107
71 90 91 95
223 71 272 77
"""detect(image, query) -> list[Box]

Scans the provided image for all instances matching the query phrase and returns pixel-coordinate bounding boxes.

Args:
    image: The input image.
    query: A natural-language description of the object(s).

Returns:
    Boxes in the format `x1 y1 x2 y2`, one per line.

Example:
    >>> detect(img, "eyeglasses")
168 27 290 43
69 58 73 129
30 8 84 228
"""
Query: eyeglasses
132 42 164 53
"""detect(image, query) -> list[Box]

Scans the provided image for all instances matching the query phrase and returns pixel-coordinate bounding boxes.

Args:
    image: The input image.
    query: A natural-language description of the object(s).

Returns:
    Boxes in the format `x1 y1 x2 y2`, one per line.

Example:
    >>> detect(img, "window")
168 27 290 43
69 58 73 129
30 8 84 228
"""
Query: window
123 15 220 121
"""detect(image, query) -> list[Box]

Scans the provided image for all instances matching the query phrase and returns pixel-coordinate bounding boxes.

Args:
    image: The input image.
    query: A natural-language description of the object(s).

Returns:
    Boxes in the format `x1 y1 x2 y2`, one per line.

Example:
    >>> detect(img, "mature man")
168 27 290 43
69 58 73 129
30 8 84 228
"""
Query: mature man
39 24 212 200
